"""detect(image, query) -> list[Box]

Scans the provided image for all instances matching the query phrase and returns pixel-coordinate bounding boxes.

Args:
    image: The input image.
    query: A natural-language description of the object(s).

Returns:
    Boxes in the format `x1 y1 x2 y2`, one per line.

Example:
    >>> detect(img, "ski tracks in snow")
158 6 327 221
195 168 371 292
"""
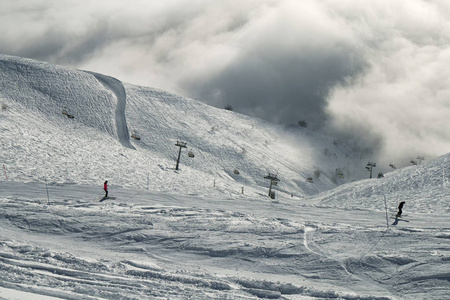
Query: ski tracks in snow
303 225 321 256
85 71 135 150
302 224 395 297
0 243 233 299
303 224 353 277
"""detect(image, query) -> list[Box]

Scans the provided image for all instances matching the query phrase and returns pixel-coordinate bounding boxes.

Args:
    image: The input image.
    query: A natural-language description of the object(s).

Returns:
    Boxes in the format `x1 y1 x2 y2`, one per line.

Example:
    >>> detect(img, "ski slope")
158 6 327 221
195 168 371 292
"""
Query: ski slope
0 55 449 299
0 181 448 300
315 153 450 215
0 54 368 197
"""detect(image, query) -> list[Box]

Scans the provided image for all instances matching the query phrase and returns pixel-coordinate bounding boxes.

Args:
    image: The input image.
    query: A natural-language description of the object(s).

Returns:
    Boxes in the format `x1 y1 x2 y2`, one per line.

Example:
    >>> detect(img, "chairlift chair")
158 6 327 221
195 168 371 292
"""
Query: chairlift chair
62 107 74 119
131 132 141 140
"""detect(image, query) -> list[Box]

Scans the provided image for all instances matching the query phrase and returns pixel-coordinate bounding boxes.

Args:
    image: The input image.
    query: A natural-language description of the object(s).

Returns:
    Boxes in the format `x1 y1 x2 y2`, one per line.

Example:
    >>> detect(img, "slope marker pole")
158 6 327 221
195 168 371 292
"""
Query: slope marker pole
383 195 389 230
3 165 7 181
443 162 447 188
45 179 50 206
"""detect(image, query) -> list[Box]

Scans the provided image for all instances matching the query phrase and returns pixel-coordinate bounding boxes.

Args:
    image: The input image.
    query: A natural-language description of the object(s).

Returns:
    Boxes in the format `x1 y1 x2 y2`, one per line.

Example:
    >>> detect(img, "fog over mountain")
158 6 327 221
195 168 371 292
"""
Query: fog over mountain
2 0 450 166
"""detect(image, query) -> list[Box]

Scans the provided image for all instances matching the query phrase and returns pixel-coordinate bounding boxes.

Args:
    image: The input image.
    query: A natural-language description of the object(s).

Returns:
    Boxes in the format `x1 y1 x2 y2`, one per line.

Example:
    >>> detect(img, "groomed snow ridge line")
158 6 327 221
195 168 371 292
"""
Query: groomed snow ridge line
85 71 136 150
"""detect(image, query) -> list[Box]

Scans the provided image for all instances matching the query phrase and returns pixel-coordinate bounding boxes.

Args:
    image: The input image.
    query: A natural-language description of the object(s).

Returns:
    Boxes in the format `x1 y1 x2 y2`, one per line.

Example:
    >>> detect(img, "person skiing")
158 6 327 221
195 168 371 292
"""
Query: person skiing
396 201 405 217
103 180 108 198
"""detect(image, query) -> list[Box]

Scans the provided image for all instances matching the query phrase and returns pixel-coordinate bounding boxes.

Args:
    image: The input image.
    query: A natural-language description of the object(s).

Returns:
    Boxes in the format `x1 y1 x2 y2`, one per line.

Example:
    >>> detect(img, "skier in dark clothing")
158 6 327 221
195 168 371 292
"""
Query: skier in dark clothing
397 201 405 217
104 180 108 198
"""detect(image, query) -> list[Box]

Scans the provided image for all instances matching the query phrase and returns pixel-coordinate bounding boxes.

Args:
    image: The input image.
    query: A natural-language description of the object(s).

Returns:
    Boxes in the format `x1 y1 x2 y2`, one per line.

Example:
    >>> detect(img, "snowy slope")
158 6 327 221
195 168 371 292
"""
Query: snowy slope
0 55 448 299
0 54 367 198
314 153 450 215
0 181 448 300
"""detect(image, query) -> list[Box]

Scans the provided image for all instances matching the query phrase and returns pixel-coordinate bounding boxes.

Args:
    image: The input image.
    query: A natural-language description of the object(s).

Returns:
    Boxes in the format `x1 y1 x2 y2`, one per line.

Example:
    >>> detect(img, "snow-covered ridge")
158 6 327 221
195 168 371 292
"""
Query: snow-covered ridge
313 153 450 215
1 54 449 299
0 54 361 197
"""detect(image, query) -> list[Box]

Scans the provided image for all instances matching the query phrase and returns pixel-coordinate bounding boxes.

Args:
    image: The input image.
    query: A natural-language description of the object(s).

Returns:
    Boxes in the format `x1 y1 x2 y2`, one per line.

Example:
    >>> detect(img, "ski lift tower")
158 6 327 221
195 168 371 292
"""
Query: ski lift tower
175 141 187 170
366 162 376 178
417 156 425 165
264 173 280 198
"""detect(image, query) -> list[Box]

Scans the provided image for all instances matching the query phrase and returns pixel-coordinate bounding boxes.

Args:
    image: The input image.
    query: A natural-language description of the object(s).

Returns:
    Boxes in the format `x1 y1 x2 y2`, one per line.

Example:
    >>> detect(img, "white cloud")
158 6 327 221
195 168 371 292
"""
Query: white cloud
2 0 450 163
325 0 450 164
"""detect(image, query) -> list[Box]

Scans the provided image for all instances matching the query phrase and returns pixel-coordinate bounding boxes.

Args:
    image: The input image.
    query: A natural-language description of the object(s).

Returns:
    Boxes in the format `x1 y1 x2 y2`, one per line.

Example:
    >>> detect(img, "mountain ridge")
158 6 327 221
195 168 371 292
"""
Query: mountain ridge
3 53 446 209
1 54 366 197
0 54 448 299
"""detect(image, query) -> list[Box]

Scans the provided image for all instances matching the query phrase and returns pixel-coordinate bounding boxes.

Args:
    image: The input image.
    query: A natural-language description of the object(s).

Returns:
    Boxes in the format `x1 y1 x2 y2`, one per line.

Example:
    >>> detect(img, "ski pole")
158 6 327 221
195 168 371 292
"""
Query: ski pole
3 165 7 181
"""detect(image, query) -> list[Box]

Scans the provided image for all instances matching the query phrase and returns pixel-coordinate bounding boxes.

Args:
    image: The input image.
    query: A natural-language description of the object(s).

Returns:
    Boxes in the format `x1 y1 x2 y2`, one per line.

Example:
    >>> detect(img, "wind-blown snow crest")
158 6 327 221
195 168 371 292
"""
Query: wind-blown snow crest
86 71 136 150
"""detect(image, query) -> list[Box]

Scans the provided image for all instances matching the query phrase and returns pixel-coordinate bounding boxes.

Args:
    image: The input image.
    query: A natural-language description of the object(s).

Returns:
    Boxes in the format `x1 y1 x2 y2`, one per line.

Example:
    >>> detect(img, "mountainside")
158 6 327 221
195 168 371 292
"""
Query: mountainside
0 55 448 299
314 152 450 215
0 54 367 198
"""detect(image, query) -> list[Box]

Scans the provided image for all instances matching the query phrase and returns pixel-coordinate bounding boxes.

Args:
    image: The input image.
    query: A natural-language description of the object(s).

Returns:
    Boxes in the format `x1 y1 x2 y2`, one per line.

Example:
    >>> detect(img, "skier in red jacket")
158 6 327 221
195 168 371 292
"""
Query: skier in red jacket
104 180 108 198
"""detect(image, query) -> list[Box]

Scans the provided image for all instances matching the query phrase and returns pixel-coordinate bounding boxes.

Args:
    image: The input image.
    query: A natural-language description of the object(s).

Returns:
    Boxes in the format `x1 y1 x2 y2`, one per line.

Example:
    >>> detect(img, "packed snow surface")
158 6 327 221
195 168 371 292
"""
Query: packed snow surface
0 55 449 299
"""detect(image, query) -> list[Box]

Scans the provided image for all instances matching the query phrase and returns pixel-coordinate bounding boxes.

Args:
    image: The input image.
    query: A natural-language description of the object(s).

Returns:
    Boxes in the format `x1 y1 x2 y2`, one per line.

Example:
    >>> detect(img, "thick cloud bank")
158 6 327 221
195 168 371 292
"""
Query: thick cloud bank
325 0 450 164
1 0 450 164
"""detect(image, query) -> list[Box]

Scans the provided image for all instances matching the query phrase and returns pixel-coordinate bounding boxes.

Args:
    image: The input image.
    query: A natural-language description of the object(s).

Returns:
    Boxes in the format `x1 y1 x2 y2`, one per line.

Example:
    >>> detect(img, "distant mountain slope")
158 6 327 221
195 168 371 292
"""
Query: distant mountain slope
0 54 368 197
314 153 450 214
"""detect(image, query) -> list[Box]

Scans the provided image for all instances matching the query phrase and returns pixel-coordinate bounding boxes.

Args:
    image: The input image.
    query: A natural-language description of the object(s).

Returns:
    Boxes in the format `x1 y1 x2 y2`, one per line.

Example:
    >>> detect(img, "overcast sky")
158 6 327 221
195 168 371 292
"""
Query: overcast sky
2 0 450 164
